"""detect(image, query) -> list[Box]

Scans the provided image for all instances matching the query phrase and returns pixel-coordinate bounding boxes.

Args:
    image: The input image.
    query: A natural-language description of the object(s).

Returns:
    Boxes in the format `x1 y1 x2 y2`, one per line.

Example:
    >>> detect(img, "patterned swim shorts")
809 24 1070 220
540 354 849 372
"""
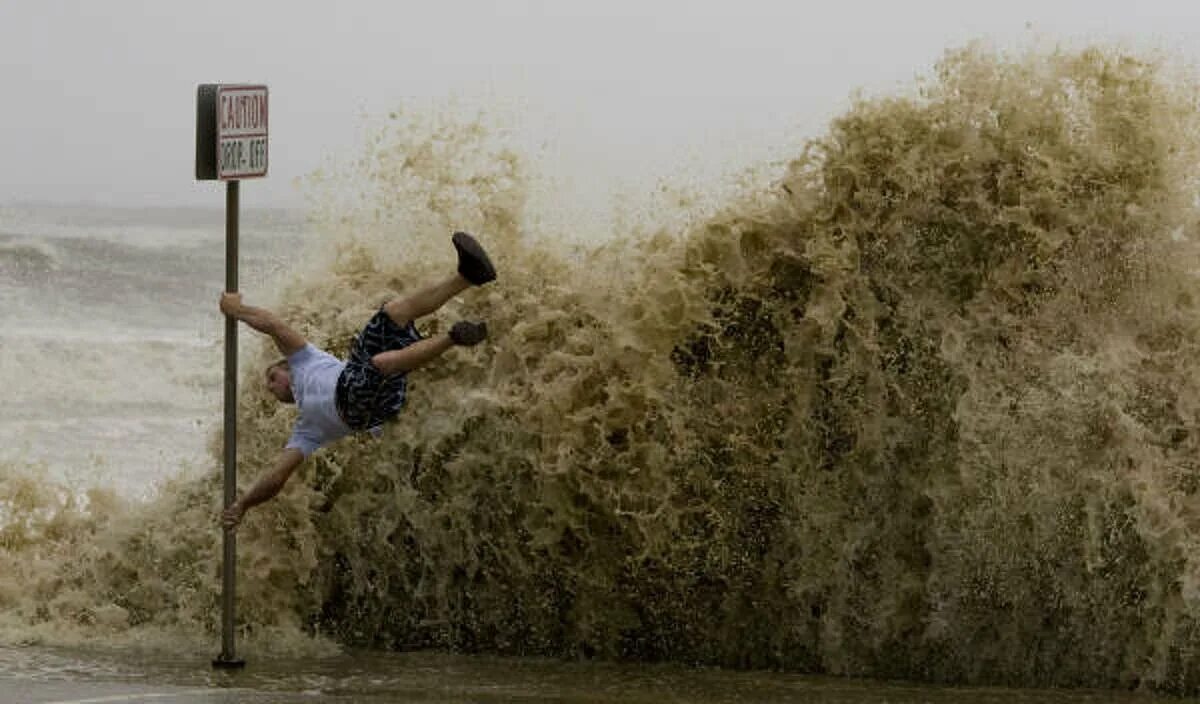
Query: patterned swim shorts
336 309 423 432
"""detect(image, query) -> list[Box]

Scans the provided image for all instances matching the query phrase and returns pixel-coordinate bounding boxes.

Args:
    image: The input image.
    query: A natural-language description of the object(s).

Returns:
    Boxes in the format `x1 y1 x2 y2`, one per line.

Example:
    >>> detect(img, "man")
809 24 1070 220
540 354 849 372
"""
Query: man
220 231 496 530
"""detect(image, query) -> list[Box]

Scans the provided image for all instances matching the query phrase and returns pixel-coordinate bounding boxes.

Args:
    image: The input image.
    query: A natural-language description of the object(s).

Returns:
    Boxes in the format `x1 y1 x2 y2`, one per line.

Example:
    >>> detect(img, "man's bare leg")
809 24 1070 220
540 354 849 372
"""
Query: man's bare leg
383 274 472 328
369 232 493 376
371 335 455 376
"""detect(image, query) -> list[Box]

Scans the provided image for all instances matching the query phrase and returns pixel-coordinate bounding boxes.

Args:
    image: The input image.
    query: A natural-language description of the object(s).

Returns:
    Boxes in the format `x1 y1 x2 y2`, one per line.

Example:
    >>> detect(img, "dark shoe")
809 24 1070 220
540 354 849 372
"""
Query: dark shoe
449 320 488 346
452 231 496 285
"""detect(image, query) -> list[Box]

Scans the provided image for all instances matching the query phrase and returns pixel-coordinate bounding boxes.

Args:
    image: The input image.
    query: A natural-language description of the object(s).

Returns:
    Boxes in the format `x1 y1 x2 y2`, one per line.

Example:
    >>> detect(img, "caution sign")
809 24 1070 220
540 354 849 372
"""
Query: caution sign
217 85 268 180
195 84 268 181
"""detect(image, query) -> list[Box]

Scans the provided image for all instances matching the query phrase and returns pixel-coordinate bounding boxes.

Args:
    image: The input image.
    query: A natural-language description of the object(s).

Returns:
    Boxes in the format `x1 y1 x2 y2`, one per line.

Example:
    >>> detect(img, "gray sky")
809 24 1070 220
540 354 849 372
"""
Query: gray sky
2 0 1200 210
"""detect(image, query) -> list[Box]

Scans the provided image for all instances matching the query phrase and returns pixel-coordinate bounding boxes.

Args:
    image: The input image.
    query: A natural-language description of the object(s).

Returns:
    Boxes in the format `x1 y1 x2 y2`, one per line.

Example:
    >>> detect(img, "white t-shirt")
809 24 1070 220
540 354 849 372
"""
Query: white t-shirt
285 344 351 456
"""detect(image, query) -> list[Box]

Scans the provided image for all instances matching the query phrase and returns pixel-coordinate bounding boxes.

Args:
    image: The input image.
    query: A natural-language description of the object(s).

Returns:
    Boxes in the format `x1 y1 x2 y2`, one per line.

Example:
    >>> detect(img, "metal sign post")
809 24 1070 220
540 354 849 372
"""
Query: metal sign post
196 83 268 670
217 178 242 670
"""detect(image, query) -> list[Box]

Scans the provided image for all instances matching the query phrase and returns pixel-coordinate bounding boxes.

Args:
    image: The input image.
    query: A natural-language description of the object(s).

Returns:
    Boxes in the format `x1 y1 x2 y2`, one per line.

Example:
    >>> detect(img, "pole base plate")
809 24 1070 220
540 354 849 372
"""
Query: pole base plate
212 656 246 670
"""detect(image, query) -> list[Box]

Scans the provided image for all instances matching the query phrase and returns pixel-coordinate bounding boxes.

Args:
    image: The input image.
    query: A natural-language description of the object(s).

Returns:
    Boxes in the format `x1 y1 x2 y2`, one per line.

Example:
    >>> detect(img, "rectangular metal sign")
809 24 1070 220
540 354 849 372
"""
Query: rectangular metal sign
216 85 268 180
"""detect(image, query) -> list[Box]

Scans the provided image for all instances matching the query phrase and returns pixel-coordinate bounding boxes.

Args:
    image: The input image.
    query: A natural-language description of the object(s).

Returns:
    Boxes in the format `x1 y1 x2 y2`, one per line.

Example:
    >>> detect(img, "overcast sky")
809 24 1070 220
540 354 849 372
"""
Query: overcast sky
2 0 1200 210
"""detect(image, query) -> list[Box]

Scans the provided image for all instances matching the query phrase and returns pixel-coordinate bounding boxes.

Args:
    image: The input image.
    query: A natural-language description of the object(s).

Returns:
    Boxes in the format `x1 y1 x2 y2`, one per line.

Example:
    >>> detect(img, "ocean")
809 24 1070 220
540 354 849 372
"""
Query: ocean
0 203 305 496
5 43 1200 702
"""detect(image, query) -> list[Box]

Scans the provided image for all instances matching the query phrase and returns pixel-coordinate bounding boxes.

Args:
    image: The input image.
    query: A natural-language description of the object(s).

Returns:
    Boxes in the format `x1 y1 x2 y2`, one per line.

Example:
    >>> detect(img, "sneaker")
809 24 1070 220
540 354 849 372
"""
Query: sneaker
449 320 488 346
452 231 497 285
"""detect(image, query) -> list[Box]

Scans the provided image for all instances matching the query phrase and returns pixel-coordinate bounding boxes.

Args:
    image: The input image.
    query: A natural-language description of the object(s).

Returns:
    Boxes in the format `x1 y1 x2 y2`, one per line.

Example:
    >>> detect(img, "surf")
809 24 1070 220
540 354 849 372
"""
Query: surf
4 42 1200 693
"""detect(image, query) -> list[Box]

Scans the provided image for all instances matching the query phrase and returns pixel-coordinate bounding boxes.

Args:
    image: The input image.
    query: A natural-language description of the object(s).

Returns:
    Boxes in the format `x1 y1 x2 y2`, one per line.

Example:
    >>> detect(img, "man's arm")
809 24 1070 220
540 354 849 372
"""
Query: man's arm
220 292 307 357
221 447 305 529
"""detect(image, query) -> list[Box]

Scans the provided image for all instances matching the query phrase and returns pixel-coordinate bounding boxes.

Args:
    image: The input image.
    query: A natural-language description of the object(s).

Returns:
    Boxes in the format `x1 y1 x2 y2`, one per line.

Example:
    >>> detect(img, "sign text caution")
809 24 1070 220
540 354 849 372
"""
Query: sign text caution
217 85 268 180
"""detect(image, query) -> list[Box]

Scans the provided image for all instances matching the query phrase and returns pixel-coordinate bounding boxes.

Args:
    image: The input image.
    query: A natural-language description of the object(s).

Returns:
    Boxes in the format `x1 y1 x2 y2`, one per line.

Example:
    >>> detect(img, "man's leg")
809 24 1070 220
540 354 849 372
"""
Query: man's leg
367 231 494 376
383 231 496 327
371 334 455 376
371 321 487 376
383 274 471 328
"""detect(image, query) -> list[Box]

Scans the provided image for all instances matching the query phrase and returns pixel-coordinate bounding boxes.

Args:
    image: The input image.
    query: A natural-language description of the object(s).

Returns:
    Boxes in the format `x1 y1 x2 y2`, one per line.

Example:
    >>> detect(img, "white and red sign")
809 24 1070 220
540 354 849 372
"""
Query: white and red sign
217 85 268 180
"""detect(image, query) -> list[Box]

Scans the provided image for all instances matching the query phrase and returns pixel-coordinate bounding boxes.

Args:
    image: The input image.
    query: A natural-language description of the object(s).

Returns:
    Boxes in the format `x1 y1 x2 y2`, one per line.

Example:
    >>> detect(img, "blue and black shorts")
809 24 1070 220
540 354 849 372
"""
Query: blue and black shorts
335 309 423 431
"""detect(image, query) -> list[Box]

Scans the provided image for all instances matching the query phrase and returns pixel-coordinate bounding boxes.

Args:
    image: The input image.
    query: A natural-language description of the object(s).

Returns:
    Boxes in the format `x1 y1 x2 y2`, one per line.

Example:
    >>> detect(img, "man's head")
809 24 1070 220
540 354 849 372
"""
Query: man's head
265 359 295 404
